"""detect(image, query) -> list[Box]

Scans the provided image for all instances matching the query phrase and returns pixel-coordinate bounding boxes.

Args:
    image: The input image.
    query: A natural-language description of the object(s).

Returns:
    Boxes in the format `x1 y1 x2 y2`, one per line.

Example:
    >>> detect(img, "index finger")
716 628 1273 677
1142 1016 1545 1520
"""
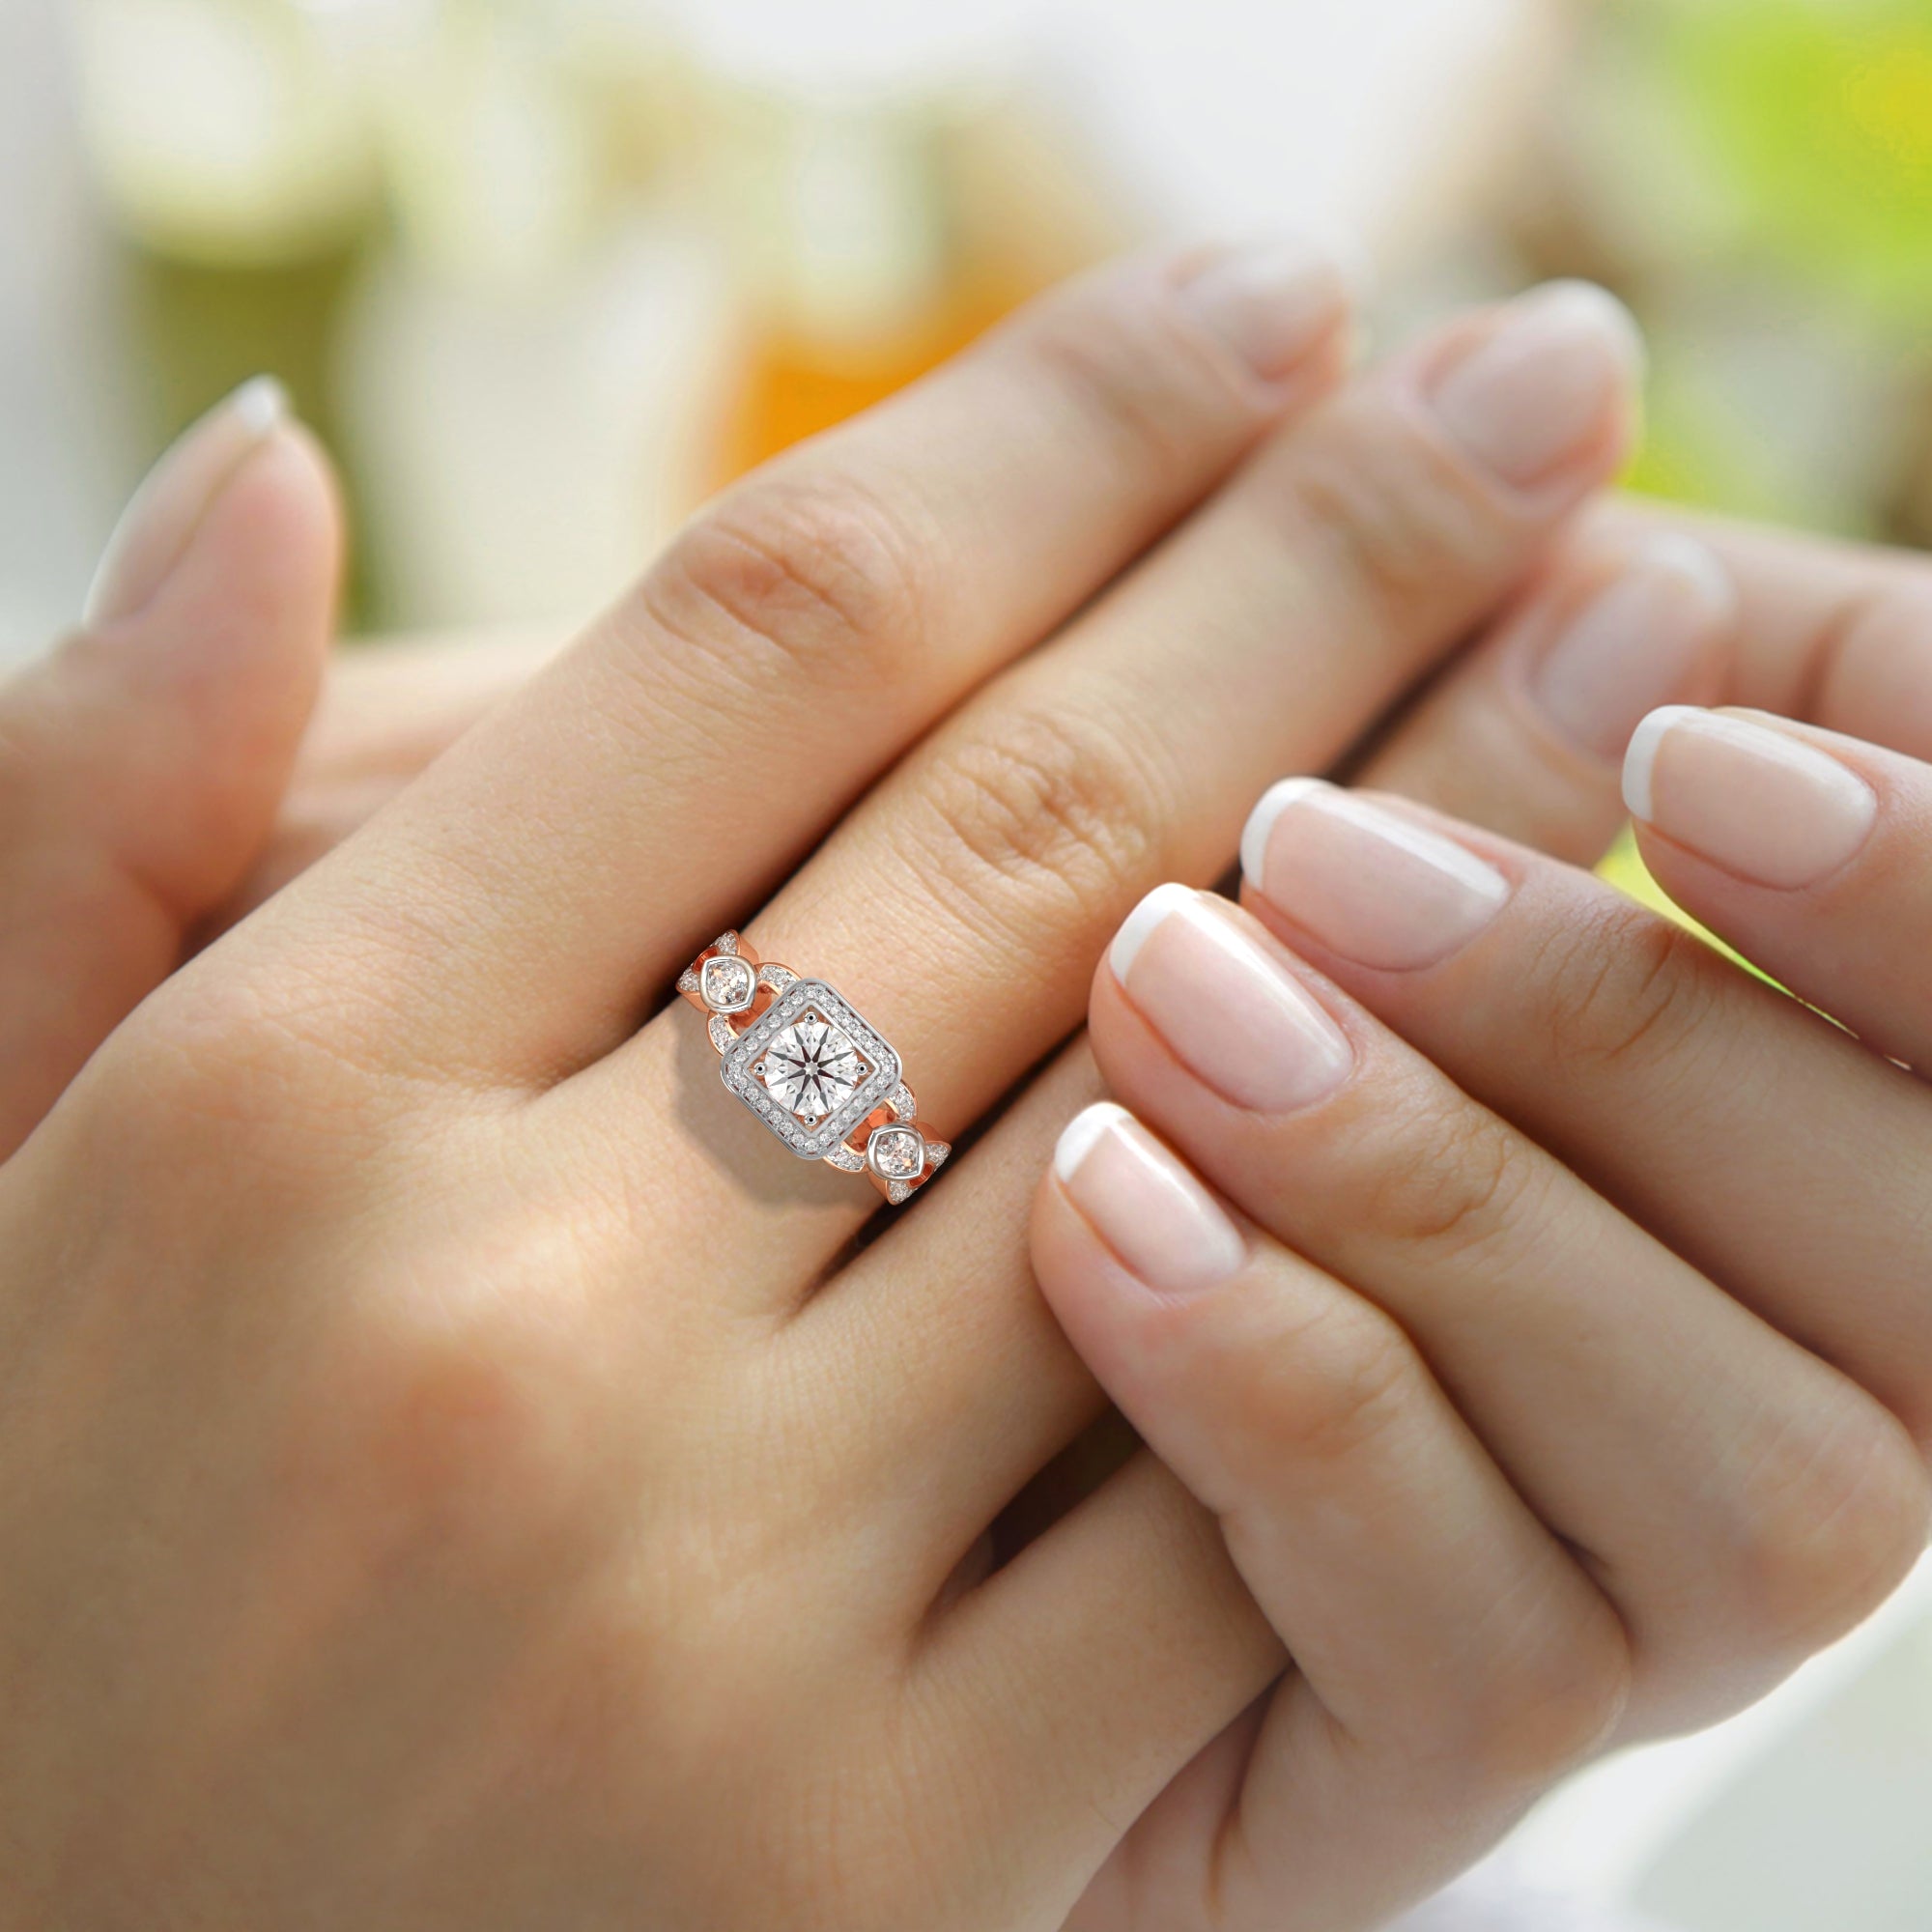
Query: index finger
214 242 1351 1086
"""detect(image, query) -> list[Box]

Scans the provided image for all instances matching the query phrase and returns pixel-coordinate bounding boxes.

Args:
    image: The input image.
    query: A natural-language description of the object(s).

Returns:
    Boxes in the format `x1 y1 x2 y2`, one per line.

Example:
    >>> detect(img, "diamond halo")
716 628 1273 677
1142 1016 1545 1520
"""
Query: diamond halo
679 932 946 1202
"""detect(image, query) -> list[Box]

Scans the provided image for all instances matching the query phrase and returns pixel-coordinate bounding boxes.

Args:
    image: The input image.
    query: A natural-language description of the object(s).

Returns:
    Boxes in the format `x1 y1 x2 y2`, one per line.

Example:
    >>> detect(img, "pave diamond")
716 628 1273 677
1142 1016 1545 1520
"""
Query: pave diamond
758 1009 870 1122
720 980 900 1158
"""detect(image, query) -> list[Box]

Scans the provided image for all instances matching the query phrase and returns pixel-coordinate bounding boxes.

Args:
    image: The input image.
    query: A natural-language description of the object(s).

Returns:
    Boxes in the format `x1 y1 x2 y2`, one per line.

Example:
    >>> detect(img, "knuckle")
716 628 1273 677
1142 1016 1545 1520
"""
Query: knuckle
1235 1292 1421 1471
913 700 1171 936
1466 1584 1632 1783
1343 1094 1533 1264
1274 403 1512 628
1020 298 1230 479
1530 899 1719 1085
1818 574 1932 761
647 470 933 696
312 1283 605 1575
1730 1395 1931 1655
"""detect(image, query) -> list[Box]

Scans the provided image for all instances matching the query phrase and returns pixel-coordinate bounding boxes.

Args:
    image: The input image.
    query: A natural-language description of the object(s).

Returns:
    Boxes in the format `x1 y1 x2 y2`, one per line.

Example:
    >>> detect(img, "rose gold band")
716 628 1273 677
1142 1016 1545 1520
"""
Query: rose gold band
677 932 949 1205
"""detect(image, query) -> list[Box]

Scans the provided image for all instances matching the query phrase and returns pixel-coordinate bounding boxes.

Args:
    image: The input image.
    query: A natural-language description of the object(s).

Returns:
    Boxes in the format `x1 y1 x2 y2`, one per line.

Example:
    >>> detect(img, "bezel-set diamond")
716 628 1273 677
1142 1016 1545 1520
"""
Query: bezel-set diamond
698 952 757 1013
721 980 902 1158
865 1122 925 1183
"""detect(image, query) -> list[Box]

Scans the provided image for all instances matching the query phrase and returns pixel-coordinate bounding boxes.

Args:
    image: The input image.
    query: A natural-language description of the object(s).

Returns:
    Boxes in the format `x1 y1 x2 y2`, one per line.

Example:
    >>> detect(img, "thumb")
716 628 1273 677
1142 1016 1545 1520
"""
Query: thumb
0 378 342 1155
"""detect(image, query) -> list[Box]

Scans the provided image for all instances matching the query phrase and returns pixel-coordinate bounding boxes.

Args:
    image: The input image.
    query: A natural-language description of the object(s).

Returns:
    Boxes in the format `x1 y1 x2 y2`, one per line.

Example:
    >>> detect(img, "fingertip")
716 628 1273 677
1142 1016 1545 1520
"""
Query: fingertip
1419 279 1646 494
1622 704 1699 824
1052 1099 1131 1185
83 375 296 629
1239 776 1326 897
1044 1102 1249 1304
45 413 347 913
1109 882 1195 984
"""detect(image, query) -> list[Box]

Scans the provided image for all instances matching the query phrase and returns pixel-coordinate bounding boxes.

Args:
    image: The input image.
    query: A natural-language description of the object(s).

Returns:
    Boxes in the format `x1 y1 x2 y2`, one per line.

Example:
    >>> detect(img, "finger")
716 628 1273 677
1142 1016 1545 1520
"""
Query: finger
597 280 1645 1297
1236 776 1932 1458
770 1038 1112 1605
241 242 1352 1080
1625 707 1932 1072
915 1443 1282 1918
1083 885 1924 1730
215 626 560 924
1350 527 1736 863
1597 501 1932 763
1030 1103 1622 1928
0 382 340 1154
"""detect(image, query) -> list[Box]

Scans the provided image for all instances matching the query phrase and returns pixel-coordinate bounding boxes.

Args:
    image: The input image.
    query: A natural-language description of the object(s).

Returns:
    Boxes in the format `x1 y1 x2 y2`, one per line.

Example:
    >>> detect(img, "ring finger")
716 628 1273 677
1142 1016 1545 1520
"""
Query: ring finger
216 240 1352 1081
585 279 1646 1304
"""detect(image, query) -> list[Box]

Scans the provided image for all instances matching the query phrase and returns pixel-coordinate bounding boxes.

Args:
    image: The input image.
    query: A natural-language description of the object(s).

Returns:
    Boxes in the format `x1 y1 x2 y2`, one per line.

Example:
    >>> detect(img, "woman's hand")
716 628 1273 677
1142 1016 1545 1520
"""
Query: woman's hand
0 380 339 1156
1034 707 1932 1928
0 246 1658 1929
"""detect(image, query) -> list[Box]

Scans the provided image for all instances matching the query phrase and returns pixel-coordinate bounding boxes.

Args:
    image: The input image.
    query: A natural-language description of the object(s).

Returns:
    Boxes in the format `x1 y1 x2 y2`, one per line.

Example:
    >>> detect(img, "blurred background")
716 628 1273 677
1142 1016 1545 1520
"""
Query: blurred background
2 0 1930 1920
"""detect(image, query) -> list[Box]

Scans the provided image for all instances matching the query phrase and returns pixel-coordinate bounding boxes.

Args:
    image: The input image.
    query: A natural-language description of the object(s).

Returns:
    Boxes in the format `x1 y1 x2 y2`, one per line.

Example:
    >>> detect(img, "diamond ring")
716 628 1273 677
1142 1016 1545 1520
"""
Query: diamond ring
677 932 950 1204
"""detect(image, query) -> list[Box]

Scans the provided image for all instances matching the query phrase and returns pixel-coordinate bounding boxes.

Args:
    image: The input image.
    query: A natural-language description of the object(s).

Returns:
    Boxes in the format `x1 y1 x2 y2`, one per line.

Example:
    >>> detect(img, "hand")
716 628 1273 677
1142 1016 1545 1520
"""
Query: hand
1034 708 1932 1927
0 379 339 1157
0 245 1654 1928
216 625 559 921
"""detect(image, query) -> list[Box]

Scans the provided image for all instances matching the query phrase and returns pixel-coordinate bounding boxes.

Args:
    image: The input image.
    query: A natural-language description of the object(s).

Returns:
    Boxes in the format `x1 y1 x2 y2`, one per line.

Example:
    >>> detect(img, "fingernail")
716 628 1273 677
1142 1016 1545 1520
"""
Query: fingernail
1530 535 1736 759
1175 238 1350 383
1425 281 1642 487
1054 1101 1248 1296
84 376 291 627
1241 780 1511 970
1623 707 1878 889
1109 883 1352 1112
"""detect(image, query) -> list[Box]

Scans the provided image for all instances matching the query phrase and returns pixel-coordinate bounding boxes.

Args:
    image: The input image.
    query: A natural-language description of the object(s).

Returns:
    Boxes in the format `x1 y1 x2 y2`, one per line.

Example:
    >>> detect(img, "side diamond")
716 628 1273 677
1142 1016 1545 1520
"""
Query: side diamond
867 1123 925 1182
700 953 756 1012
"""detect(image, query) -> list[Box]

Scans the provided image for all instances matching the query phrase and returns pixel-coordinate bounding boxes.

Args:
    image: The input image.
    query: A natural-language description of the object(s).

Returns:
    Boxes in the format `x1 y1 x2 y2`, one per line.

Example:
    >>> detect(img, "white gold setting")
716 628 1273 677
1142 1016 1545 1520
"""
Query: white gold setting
865 1122 925 1183
722 980 901 1158
681 932 948 1201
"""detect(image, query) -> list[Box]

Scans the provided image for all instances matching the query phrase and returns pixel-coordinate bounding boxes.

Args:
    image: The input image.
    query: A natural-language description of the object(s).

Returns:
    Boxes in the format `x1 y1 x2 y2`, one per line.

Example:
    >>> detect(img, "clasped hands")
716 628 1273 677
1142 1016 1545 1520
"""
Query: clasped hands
2 243 1929 1931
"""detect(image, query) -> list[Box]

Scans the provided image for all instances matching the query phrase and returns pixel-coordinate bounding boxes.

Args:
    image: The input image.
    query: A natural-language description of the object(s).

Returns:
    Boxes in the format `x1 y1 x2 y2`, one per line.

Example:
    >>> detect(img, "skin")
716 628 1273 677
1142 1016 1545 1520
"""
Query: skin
0 248 1645 1932
0 244 1926 1926
1035 738 1932 1924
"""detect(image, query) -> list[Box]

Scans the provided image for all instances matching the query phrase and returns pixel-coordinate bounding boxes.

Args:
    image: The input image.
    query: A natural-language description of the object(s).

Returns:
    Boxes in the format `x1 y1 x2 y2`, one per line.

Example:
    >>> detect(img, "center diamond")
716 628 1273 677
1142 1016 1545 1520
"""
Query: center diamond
721 980 901 1158
759 1009 869 1123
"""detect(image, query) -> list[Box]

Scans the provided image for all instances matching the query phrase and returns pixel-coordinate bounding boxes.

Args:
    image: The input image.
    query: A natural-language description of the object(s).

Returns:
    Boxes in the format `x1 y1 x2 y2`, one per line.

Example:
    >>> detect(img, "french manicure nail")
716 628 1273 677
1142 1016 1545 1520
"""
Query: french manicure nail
1241 781 1511 970
1426 281 1642 488
84 376 291 628
1175 239 1350 383
1530 535 1737 759
1110 883 1353 1112
1054 1101 1248 1296
1623 707 1877 889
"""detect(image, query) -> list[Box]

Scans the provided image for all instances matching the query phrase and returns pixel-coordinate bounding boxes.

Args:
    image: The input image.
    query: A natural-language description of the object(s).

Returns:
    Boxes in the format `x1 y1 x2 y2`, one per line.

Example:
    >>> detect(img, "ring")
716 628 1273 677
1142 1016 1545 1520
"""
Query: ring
677 933 950 1204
